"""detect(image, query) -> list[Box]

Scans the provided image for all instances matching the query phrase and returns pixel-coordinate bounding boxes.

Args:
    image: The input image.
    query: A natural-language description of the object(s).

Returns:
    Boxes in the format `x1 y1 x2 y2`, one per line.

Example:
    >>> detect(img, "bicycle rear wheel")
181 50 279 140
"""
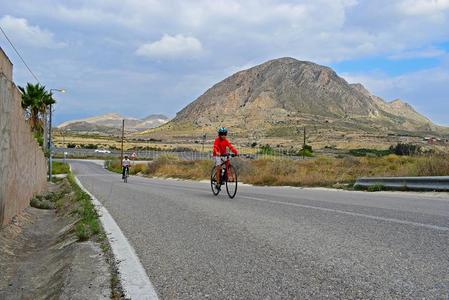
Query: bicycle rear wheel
210 166 220 195
225 165 238 198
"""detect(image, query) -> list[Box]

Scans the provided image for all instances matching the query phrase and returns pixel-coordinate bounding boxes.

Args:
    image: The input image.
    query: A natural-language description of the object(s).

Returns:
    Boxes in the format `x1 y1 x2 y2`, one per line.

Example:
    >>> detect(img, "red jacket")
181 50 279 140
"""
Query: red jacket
213 137 238 156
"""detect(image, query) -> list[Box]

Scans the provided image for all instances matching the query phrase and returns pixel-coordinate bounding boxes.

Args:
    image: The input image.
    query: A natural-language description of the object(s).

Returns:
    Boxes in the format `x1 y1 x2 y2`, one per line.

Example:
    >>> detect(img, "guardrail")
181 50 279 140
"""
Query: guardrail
354 176 449 191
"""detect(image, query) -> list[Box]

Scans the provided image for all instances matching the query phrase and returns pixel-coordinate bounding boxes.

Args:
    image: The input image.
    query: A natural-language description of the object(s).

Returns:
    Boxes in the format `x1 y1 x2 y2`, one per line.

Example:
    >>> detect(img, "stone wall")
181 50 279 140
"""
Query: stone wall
0 48 47 226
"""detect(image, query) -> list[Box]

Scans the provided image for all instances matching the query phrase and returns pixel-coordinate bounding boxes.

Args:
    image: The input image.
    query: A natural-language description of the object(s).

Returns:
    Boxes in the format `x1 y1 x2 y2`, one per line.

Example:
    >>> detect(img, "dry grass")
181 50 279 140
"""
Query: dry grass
107 154 449 187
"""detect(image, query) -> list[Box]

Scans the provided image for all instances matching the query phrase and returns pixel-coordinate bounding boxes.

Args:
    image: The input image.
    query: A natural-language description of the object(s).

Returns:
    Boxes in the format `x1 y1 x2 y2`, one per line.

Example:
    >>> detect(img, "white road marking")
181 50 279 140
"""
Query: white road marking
240 195 449 232
72 170 158 300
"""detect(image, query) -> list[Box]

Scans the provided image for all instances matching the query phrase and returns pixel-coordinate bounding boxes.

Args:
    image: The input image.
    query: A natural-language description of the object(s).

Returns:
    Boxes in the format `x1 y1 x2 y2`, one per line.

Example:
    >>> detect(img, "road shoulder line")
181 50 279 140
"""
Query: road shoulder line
241 195 449 232
73 172 158 300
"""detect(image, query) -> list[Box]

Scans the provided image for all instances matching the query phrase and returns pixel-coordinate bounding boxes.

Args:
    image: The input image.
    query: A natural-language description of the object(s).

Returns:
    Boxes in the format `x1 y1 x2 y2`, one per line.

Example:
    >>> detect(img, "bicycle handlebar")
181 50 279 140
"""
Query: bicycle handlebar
219 154 238 158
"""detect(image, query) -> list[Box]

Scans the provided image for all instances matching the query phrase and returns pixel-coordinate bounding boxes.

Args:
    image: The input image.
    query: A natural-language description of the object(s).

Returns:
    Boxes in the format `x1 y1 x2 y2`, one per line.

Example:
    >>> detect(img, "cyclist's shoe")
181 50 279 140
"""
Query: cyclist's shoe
215 184 221 191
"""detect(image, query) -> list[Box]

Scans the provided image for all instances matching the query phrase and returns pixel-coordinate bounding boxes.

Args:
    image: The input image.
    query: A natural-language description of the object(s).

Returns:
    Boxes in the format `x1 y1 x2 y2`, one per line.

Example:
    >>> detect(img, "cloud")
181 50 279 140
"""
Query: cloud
388 47 447 60
2 1 449 125
399 0 449 16
0 15 65 48
136 34 203 59
342 66 449 125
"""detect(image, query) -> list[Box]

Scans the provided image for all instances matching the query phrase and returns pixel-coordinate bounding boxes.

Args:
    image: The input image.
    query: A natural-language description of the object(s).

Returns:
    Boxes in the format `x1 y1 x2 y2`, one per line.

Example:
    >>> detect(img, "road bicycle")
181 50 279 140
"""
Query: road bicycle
123 166 129 183
211 154 238 198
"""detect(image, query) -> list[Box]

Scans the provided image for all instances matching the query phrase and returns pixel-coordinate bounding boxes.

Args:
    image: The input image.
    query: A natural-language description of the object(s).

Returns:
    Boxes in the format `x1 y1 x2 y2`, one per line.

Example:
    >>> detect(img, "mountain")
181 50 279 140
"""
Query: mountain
143 57 446 140
58 113 170 134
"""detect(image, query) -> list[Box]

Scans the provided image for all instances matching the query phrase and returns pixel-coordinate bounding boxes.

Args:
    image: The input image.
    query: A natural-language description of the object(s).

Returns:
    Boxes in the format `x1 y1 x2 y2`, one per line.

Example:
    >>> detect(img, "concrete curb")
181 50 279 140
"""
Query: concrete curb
354 176 449 191
70 165 159 300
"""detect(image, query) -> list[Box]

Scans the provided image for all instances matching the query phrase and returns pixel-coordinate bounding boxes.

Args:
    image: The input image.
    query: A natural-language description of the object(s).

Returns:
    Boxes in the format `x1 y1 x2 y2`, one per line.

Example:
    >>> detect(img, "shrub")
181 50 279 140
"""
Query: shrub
367 184 385 192
67 174 100 241
33 131 43 147
349 148 392 157
130 163 146 175
51 161 70 174
297 144 313 157
85 143 98 149
67 143 76 148
298 148 314 157
30 195 55 209
389 143 421 156
258 144 275 155
413 155 449 176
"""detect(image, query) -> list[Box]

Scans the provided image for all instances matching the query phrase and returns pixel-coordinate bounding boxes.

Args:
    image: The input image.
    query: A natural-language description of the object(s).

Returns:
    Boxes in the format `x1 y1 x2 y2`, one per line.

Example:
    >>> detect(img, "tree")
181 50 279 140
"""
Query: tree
18 83 55 132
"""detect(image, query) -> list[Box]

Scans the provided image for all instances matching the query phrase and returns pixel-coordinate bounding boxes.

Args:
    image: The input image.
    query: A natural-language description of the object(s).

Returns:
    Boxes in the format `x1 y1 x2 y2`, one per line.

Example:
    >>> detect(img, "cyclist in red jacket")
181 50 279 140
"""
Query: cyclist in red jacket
213 127 238 187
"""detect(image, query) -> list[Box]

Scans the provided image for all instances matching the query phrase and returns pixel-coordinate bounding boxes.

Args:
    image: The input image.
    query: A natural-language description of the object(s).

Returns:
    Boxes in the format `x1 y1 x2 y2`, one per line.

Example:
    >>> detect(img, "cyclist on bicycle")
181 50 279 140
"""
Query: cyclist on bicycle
122 155 130 179
213 127 238 187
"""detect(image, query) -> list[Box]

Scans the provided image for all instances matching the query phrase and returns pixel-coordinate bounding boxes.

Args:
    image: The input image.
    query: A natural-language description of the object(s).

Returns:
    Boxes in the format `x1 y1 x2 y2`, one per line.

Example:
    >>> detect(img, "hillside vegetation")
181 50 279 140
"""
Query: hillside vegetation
107 154 449 188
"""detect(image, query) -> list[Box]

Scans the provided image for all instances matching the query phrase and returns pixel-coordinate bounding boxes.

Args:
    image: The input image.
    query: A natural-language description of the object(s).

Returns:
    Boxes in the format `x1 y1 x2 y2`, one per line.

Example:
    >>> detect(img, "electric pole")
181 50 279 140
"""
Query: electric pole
120 119 125 163
303 127 306 149
303 127 306 159
202 133 206 153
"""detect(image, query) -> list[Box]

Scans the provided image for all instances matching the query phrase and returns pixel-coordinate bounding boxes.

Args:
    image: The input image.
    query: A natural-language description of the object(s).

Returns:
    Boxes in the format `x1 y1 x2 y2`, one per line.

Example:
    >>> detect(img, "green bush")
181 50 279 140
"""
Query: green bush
298 149 314 157
298 144 313 157
349 148 392 157
67 174 100 241
33 131 43 147
51 161 70 174
389 143 421 156
258 144 275 155
367 184 385 192
30 195 55 209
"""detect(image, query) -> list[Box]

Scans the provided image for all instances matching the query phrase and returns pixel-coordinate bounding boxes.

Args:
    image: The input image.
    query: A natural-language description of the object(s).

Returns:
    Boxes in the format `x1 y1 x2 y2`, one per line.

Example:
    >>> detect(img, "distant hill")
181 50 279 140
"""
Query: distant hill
58 113 170 134
141 57 447 140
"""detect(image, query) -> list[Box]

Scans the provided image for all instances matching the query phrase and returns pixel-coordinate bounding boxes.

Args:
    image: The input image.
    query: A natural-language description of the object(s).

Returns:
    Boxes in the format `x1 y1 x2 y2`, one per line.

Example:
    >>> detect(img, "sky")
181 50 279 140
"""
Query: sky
0 0 449 126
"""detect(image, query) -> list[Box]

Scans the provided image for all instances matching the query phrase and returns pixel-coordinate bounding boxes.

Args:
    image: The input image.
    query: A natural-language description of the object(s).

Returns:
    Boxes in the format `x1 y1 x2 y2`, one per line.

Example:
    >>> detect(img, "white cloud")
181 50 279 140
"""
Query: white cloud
3 0 449 124
0 15 65 48
388 47 447 59
342 66 449 125
5 1 449 62
399 0 449 16
136 34 203 59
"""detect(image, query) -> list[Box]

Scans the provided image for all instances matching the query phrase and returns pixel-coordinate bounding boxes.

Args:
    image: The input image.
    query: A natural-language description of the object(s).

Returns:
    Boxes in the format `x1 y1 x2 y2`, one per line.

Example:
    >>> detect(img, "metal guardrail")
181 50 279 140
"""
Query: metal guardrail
354 176 449 191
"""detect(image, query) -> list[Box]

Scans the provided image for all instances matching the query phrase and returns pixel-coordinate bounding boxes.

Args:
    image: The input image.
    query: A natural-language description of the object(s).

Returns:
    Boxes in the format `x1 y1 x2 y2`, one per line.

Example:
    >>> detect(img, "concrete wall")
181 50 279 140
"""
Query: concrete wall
0 48 47 226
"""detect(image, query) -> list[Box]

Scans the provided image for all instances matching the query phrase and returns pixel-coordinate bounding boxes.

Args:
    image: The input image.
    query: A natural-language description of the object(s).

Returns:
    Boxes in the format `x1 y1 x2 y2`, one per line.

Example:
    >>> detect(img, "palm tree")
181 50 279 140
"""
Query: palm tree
18 83 55 132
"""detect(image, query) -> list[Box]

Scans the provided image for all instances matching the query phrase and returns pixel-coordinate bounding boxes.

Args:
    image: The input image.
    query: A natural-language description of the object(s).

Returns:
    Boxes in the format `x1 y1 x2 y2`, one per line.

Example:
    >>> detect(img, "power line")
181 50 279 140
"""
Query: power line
0 25 40 83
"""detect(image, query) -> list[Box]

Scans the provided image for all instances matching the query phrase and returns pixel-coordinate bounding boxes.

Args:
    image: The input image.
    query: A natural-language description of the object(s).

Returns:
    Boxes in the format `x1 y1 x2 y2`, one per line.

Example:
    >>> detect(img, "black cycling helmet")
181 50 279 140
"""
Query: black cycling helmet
124 155 129 159
218 127 228 136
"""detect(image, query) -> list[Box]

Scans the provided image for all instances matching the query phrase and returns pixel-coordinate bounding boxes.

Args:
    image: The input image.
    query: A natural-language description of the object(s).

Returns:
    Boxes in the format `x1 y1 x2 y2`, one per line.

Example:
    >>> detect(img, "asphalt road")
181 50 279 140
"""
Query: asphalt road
70 160 449 299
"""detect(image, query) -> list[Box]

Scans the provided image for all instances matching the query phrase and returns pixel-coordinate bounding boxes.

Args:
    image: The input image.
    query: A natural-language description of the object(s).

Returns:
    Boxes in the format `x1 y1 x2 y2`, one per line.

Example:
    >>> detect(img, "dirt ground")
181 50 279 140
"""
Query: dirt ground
0 181 116 299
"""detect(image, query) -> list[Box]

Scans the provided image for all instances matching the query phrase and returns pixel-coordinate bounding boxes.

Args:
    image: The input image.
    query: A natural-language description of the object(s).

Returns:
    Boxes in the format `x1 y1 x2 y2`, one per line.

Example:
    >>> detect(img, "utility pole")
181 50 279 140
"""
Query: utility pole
303 127 306 159
48 104 53 181
46 88 65 181
202 133 206 154
120 119 125 163
43 111 48 151
303 127 306 149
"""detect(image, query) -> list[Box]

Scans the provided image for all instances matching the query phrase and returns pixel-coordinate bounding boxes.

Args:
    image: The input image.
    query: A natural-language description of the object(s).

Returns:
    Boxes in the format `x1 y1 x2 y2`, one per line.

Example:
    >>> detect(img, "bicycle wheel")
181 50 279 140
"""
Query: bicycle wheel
210 166 220 195
124 169 128 183
225 165 238 198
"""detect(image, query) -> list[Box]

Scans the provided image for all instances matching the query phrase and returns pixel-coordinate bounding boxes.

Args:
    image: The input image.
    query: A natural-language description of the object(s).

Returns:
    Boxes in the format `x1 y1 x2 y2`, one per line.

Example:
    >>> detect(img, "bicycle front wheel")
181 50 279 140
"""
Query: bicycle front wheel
225 165 238 198
210 166 220 196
